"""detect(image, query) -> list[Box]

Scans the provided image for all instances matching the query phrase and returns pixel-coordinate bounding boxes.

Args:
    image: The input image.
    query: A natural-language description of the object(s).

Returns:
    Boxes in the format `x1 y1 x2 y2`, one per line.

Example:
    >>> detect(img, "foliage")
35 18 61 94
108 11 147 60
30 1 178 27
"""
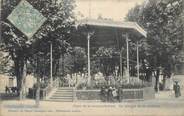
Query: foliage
127 0 183 71
72 46 87 73
1 0 75 96
0 51 13 74
76 82 87 90
126 0 183 90
64 46 87 75
28 0 76 78
93 47 119 78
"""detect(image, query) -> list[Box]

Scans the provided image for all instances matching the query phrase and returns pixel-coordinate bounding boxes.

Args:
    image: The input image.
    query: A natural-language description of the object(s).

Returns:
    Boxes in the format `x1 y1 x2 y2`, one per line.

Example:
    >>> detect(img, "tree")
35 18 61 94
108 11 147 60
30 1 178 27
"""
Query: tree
126 0 183 91
64 46 87 77
1 0 75 99
72 47 87 74
94 47 119 83
1 0 32 99
28 0 75 79
0 51 13 74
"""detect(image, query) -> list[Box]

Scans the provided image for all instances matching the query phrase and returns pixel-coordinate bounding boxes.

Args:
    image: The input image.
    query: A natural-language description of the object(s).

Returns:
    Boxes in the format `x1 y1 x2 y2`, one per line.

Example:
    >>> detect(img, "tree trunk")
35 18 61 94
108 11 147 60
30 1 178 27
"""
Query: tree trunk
15 60 21 95
155 69 160 92
58 53 65 80
19 59 27 100
14 58 27 99
35 57 41 107
35 75 40 107
62 53 64 77
163 74 166 90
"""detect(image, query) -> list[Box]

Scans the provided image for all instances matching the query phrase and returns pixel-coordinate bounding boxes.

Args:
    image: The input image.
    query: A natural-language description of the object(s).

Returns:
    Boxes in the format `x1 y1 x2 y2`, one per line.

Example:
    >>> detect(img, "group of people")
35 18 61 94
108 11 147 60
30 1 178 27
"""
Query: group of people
99 81 182 102
100 86 120 102
5 86 18 94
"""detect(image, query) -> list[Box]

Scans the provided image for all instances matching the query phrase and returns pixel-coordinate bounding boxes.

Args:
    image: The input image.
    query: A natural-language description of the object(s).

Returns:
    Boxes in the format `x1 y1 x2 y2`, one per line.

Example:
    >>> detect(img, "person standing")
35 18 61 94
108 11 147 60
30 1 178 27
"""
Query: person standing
173 81 181 98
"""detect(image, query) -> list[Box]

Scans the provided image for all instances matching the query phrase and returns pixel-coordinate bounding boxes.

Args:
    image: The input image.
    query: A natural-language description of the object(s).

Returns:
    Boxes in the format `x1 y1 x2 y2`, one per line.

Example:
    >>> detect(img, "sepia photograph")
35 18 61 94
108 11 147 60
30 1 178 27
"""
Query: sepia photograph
0 0 184 116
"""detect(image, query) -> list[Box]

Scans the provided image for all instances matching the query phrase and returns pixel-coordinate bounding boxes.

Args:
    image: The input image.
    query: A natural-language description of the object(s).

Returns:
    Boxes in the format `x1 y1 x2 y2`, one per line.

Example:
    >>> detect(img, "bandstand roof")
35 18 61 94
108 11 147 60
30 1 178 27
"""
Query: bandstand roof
70 19 147 50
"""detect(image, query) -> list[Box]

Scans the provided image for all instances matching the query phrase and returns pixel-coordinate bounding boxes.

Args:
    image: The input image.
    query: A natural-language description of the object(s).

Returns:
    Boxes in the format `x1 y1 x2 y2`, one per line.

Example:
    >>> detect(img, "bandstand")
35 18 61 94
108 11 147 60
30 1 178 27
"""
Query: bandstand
46 19 148 102
71 19 147 84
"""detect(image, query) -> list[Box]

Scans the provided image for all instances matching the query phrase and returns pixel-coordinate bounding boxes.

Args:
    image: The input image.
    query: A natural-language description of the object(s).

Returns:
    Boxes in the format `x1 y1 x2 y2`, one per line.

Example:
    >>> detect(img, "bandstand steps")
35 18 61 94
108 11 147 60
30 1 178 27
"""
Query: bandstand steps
46 87 74 102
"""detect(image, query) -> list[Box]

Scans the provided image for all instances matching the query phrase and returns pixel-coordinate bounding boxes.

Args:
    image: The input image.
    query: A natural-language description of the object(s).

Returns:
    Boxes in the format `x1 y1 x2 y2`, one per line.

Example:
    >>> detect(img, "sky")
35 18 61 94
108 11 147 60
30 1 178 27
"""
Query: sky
75 0 145 21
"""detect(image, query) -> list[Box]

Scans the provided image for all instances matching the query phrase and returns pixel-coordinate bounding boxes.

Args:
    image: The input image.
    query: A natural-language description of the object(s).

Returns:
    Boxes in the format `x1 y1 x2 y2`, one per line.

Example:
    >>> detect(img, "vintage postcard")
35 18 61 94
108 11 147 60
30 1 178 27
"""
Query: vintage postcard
0 0 184 116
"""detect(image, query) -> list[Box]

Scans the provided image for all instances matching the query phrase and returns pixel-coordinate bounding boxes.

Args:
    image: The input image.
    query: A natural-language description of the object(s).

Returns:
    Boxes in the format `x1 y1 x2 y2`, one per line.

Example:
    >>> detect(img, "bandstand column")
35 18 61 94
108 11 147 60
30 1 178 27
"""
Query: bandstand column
126 33 130 83
87 33 91 86
136 41 140 82
120 47 123 84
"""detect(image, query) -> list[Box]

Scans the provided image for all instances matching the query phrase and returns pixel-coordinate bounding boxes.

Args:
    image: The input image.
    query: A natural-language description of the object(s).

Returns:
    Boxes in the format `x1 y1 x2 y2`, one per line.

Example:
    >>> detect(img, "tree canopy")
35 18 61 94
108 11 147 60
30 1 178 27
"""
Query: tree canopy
126 0 183 90
1 0 76 97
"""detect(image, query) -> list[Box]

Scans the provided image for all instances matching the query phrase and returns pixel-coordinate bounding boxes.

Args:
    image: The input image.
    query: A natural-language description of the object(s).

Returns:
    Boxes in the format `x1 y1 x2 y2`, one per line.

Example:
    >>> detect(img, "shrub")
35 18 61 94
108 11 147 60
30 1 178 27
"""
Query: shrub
76 83 87 90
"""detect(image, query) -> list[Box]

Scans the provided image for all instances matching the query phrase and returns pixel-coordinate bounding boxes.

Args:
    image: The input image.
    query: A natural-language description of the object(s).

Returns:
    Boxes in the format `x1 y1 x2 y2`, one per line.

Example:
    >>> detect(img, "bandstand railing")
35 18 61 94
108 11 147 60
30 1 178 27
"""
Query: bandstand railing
39 78 59 99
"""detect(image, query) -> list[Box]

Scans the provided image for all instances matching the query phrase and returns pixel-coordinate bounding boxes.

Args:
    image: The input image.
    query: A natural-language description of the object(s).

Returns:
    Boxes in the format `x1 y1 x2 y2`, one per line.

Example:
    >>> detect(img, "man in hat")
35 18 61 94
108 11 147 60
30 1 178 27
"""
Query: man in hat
173 81 181 98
